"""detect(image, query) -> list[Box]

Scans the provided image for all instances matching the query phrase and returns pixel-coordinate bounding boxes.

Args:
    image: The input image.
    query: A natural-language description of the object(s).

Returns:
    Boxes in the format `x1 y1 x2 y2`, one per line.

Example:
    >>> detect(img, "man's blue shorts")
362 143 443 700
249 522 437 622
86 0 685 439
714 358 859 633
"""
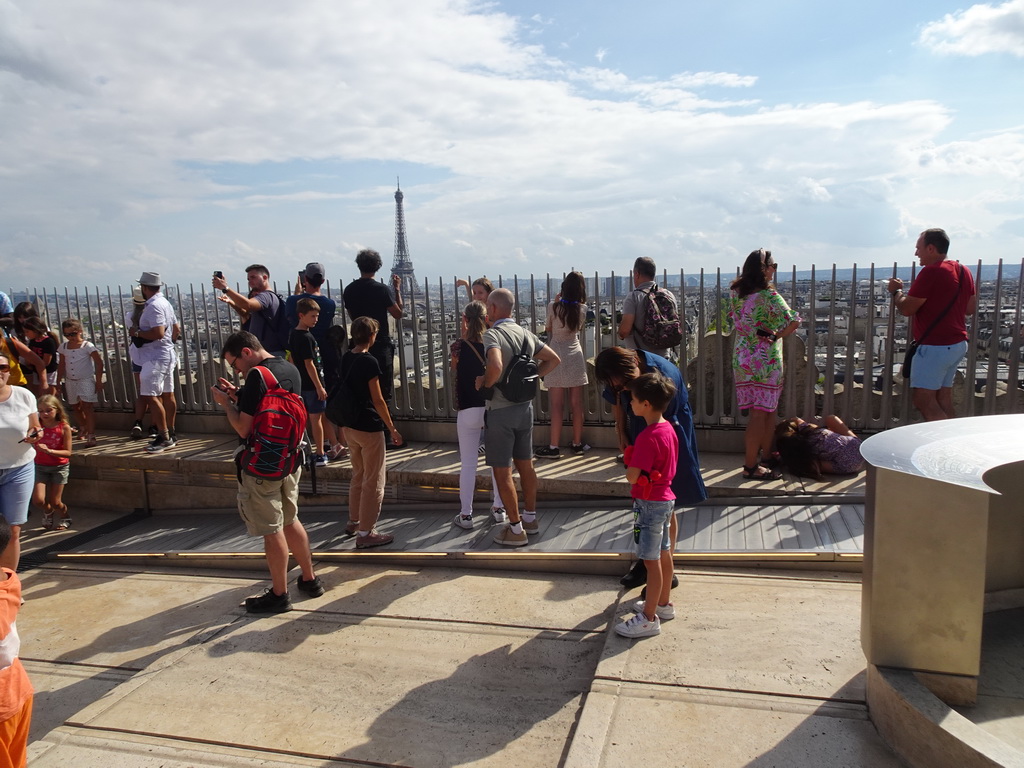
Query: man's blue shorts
910 341 967 390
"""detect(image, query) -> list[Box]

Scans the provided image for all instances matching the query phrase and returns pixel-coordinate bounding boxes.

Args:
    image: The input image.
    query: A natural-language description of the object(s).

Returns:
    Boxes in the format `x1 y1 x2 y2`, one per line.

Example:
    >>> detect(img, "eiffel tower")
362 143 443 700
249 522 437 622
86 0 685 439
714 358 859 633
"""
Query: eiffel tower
390 179 416 297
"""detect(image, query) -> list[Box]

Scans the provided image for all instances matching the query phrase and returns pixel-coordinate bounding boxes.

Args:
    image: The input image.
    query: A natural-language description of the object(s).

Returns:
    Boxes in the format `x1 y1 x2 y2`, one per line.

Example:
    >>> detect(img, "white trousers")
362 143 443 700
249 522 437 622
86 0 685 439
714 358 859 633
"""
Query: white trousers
456 406 504 516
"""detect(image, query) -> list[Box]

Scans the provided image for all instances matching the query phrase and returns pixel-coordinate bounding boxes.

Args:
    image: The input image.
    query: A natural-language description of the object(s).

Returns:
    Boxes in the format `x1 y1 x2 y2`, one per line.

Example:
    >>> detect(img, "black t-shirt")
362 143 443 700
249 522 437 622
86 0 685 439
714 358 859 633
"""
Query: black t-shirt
29 335 59 373
339 350 385 432
343 278 395 339
287 328 323 392
237 356 302 417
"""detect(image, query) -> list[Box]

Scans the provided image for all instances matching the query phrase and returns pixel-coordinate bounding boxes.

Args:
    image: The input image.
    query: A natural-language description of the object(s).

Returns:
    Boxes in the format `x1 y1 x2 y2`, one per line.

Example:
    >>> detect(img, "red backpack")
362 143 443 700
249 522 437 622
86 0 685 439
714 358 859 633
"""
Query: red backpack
238 365 308 480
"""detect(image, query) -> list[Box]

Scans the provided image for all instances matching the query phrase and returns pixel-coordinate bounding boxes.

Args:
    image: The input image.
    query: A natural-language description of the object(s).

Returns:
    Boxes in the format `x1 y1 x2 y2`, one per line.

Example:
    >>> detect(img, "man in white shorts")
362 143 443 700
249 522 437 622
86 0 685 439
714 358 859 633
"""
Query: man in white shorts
129 272 179 453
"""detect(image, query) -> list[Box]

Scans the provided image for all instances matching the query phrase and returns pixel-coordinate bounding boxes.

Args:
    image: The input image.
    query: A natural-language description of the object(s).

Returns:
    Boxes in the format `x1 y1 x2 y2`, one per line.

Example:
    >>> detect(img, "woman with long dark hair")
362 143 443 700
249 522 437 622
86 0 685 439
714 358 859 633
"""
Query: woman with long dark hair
537 272 589 457
728 248 801 480
450 301 506 529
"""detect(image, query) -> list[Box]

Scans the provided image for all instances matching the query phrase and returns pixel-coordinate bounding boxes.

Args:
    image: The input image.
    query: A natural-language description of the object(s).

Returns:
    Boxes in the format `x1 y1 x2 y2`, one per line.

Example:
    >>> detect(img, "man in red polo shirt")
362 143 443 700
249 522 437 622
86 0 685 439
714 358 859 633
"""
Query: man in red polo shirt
888 228 977 421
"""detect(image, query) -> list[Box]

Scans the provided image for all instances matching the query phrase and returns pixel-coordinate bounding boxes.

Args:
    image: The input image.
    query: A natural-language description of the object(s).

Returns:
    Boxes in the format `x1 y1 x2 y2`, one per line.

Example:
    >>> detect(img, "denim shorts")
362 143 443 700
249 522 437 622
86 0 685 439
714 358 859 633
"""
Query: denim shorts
36 463 70 486
0 462 35 526
301 390 327 414
632 498 674 561
910 341 967 391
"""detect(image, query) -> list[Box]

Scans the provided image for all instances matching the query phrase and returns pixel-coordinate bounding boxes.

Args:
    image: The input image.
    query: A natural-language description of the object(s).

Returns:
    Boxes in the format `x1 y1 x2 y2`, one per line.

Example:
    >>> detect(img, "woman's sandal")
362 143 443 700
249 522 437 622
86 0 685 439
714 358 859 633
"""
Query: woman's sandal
56 517 72 531
742 464 782 481
42 512 54 530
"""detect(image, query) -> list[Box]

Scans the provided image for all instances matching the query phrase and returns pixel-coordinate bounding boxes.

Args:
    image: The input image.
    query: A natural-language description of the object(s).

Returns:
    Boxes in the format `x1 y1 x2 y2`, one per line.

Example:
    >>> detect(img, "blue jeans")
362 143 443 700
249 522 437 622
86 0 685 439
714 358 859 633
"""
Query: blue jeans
632 498 673 561
0 461 35 526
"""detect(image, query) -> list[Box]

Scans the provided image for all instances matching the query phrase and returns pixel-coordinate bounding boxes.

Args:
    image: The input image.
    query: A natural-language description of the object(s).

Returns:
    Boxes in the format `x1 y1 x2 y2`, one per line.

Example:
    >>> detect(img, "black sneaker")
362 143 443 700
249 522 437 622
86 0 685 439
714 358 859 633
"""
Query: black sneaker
148 425 159 438
620 560 647 588
296 575 325 598
145 435 170 454
244 587 292 614
130 421 143 439
534 446 561 459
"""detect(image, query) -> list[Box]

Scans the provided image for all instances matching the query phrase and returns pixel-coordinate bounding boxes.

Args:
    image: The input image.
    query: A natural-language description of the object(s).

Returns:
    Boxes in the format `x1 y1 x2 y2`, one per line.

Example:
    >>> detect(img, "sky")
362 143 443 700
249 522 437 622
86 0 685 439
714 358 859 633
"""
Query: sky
1 0 1023 292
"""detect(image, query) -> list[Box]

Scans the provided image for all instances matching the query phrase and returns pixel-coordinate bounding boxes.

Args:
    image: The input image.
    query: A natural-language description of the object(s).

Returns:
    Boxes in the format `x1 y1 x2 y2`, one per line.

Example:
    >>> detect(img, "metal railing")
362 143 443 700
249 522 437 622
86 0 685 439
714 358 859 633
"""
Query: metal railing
12 259 1023 432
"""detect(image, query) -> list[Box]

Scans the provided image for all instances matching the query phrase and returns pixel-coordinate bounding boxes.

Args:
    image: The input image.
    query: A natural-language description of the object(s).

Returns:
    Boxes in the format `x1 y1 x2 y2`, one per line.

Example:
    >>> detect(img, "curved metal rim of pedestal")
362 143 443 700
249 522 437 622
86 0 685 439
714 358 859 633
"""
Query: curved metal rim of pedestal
867 665 1023 768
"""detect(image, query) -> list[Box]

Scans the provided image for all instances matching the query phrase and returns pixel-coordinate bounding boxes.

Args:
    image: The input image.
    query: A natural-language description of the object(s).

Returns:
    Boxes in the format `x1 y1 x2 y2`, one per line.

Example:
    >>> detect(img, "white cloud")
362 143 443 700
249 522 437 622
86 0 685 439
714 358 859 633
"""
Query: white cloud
595 47 608 63
0 0 1021 289
919 0 1024 57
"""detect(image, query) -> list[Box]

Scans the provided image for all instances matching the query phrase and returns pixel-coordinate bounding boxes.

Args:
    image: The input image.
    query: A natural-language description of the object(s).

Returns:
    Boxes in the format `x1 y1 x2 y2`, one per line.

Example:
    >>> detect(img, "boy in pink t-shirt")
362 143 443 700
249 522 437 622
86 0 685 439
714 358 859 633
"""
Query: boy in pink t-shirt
616 372 679 639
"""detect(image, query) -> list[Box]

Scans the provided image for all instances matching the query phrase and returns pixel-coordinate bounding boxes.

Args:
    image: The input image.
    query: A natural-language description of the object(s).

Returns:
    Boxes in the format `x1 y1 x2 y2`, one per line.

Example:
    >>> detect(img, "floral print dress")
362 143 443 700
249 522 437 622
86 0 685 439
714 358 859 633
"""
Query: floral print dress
728 289 800 412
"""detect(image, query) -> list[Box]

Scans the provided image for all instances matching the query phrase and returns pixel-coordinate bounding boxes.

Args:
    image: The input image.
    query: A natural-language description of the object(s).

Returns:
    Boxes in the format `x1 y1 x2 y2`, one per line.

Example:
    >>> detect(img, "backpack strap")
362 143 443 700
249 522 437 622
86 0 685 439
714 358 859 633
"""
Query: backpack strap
252 364 279 390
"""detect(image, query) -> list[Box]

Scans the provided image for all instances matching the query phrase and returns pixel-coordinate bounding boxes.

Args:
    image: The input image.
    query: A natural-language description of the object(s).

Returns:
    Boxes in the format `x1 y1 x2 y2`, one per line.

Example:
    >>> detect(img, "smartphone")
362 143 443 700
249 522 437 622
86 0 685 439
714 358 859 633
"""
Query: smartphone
213 271 224 279
756 328 775 340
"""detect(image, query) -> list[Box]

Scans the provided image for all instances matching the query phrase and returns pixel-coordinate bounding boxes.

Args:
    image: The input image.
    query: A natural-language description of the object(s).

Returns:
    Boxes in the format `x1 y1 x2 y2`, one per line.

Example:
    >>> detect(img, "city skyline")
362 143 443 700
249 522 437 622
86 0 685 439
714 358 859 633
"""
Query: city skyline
2 1 1023 290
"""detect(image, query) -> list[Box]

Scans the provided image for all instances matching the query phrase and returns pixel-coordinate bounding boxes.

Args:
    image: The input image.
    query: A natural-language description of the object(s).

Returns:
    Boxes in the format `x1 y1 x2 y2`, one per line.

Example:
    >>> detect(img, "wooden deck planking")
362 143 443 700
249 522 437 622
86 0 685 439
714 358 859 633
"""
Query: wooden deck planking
63 502 865 558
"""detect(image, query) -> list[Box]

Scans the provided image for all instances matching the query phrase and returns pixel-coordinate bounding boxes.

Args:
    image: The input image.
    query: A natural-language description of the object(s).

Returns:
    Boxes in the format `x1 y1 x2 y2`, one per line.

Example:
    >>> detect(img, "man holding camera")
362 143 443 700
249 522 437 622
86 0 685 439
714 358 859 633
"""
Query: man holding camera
129 272 179 453
213 265 288 356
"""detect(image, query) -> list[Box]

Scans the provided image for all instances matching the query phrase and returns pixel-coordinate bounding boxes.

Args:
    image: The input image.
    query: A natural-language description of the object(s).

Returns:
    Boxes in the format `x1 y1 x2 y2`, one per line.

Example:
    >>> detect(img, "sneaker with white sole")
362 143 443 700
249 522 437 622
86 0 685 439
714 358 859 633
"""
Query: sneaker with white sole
314 454 330 468
491 507 507 524
571 442 592 455
130 421 143 439
534 446 561 459
633 600 675 621
615 611 661 638
145 435 171 454
453 514 474 530
522 517 540 535
492 523 528 547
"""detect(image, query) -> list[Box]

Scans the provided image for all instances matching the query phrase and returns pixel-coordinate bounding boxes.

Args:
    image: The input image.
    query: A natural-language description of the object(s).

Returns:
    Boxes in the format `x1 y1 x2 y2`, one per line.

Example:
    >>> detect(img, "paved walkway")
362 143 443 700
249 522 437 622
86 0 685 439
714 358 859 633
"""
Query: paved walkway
21 560 902 767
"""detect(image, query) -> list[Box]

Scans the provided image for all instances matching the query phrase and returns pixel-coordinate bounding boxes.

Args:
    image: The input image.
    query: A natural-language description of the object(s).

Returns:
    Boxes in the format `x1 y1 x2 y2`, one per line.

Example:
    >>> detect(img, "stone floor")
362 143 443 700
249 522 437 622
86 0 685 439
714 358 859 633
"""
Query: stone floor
20 559 904 767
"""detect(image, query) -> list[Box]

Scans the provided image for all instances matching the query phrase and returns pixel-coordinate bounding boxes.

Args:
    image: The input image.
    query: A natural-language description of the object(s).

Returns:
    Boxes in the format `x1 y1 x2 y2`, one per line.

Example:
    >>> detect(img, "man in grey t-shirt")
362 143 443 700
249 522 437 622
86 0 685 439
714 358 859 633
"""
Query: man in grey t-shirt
619 256 678 359
477 288 560 547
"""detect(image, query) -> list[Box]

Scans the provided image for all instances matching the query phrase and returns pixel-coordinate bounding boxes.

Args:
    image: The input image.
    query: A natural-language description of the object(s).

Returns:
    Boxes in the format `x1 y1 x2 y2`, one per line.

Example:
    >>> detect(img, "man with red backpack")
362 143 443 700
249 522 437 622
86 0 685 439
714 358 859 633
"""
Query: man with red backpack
211 331 325 613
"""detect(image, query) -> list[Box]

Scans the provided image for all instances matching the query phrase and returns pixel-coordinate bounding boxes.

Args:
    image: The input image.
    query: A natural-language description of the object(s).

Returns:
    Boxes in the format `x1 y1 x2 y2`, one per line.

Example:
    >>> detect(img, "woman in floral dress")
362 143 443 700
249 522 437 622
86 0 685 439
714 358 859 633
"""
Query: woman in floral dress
728 249 801 480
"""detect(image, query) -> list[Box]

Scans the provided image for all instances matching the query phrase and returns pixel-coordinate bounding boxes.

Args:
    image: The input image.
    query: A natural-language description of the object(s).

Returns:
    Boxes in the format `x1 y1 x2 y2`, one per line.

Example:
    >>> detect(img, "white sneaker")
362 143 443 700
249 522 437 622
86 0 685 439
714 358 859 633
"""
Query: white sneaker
491 507 507 524
615 611 661 638
453 514 474 530
633 600 675 621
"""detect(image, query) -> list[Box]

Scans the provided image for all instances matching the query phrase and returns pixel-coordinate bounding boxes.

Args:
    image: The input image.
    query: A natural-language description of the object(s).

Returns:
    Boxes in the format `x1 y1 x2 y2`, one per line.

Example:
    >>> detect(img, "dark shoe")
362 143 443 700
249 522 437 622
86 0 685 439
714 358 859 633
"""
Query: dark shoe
534 446 561 459
571 442 592 455
742 464 782 481
130 421 143 439
639 575 680 601
148 425 159 438
620 560 647 588
296 575 325 598
344 520 359 536
356 531 395 549
244 587 292 614
145 435 171 454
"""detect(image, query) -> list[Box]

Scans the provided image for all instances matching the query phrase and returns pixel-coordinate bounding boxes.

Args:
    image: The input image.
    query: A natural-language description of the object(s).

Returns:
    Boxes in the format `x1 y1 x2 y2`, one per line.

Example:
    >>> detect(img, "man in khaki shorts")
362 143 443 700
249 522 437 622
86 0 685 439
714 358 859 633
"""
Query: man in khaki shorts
210 331 324 613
